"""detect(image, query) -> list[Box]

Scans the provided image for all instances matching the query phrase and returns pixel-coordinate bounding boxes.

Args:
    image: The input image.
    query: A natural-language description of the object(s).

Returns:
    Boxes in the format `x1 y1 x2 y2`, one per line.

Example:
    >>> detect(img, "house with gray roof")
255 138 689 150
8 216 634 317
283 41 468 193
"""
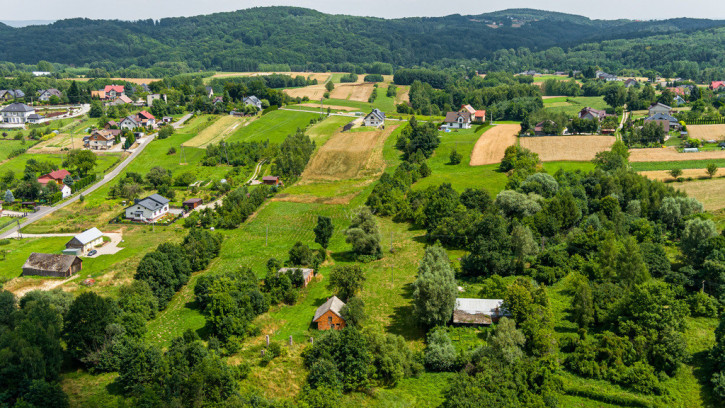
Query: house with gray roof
312 296 346 330
363 109 386 127
37 88 62 102
125 194 170 222
119 115 140 130
648 103 672 116
66 228 104 254
644 112 680 132
1 103 36 124
443 111 472 129
0 89 24 101
243 95 262 110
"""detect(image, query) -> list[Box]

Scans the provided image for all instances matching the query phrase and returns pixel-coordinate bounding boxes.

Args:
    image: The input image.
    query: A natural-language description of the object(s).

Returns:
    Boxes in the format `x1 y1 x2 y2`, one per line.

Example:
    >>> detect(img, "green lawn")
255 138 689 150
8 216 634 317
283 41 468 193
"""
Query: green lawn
372 88 396 113
226 110 320 144
0 236 69 280
631 159 725 172
322 98 372 111
0 152 120 179
0 139 33 161
544 96 609 116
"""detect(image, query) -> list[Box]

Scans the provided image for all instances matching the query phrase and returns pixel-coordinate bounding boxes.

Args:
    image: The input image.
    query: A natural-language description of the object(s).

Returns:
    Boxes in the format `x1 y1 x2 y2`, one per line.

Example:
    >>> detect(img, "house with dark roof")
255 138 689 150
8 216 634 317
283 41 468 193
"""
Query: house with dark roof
644 112 680 132
596 71 618 81
182 198 203 210
443 111 472 129
262 176 283 186
452 298 508 325
578 107 608 121
22 253 82 277
313 296 346 330
89 129 116 150
37 88 62 102
243 95 262 110
65 227 104 254
1 103 36 124
363 108 385 127
120 115 140 130
624 79 637 88
0 89 24 101
125 194 170 222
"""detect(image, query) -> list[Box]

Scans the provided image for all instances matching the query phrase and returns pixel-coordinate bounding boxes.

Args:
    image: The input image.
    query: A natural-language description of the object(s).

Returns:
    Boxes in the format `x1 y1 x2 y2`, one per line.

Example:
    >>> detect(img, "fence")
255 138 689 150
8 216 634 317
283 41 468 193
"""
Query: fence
684 118 725 125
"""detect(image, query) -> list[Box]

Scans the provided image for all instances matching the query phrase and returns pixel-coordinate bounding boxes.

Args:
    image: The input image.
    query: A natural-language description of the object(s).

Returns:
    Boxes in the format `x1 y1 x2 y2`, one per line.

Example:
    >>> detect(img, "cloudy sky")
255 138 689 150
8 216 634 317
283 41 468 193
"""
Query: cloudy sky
2 0 724 22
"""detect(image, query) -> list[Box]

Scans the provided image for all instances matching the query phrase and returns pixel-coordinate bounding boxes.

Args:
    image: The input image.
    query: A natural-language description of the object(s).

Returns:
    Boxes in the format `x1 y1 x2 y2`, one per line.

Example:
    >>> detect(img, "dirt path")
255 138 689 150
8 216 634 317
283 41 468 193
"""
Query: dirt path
520 136 615 162
629 147 725 162
469 124 519 166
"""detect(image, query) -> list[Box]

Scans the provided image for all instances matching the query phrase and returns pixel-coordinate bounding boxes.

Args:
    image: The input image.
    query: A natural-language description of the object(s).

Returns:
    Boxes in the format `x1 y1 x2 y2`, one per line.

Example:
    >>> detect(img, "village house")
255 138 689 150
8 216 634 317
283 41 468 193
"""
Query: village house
22 253 82 277
460 104 476 116
648 103 672 116
146 93 167 107
262 176 283 186
125 194 170 222
205 86 214 98
88 129 116 150
104 85 125 99
162 116 173 124
624 78 637 88
137 110 156 127
578 107 610 121
363 108 385 127
533 120 557 136
1 103 36 124
674 95 687 106
26 113 45 124
644 112 680 132
277 267 315 287
0 89 25 101
37 169 72 198
312 296 346 330
120 115 139 130
105 120 119 129
212 96 224 105
243 95 262 110
443 111 472 129
109 95 133 106
37 88 62 102
452 298 508 325
709 81 725 91
182 198 203 210
596 71 618 81
65 227 104 255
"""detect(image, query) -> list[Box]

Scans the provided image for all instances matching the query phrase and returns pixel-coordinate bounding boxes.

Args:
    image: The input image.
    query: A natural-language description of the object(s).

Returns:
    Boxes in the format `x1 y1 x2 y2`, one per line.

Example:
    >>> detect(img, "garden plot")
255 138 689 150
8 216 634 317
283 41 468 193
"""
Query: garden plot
519 136 615 162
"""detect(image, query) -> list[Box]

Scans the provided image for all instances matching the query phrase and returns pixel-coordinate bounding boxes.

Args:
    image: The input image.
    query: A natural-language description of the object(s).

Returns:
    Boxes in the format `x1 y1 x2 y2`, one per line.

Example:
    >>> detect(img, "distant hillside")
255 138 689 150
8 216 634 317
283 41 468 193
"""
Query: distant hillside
0 6 723 71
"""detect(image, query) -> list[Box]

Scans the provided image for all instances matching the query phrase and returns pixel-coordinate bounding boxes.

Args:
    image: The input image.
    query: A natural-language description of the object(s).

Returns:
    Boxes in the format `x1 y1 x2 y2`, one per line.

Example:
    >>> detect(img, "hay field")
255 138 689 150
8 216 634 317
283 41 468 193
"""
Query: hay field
687 124 725 140
212 71 331 82
629 147 725 162
639 168 725 181
285 82 375 102
670 178 725 211
520 136 615 162
284 84 327 100
300 125 397 181
182 115 248 148
28 133 88 153
469 124 519 166
297 103 358 111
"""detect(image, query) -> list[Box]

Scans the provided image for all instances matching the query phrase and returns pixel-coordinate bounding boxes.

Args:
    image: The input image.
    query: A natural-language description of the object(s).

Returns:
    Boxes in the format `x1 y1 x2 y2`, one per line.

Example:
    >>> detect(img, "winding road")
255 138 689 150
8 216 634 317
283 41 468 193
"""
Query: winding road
0 113 193 239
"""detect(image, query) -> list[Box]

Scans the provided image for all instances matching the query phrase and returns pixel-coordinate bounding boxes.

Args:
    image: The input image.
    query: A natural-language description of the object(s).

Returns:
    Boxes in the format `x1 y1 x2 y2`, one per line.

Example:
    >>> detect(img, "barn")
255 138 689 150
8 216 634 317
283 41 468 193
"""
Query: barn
313 296 346 330
22 253 82 277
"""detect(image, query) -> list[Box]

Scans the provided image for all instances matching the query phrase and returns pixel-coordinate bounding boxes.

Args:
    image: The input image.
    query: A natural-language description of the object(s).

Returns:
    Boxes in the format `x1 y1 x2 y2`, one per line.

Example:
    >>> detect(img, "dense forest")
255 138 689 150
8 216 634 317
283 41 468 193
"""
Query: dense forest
0 7 724 78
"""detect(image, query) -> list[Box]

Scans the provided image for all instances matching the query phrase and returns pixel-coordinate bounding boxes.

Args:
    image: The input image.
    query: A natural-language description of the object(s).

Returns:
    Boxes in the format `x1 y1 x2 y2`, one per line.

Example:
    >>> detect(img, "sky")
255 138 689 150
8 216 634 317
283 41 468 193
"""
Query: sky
1 0 724 22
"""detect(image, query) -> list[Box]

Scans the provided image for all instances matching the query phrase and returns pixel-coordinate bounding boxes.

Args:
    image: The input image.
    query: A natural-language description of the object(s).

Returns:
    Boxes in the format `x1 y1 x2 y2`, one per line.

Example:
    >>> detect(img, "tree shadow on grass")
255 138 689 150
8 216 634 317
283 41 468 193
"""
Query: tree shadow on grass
106 377 125 397
329 250 358 263
692 349 719 407
386 282 426 341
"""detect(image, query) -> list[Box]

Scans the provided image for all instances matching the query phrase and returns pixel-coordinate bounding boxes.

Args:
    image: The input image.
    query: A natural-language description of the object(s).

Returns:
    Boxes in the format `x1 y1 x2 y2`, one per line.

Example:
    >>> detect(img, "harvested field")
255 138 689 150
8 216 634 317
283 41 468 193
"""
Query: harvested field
629 147 725 162
297 103 358 111
639 168 725 181
519 136 615 162
285 82 374 102
212 71 331 82
469 124 519 166
396 86 410 104
284 84 326 100
687 124 725 140
272 192 359 205
669 178 725 211
182 115 249 148
300 124 397 181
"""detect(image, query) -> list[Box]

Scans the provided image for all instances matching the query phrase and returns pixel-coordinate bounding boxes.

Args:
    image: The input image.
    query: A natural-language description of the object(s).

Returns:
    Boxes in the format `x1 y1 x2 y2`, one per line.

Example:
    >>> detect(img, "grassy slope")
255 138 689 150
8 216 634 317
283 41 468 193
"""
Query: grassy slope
227 110 320 144
0 152 120 178
631 159 725 171
0 139 31 161
544 96 609 116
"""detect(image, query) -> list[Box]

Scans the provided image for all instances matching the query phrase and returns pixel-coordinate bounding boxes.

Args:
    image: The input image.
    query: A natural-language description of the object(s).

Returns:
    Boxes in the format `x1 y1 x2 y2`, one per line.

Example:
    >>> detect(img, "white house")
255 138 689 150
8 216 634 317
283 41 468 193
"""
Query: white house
363 109 385 127
1 103 36 124
88 129 116 150
243 95 262 110
37 88 62 102
60 184 72 198
443 111 472 129
65 227 103 254
125 194 170 222
120 115 140 130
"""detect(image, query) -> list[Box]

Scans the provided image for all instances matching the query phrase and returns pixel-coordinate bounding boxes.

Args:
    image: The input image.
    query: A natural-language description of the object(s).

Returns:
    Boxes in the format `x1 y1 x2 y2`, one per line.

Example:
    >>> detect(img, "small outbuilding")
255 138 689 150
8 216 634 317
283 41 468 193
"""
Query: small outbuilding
182 198 203 210
452 298 508 326
262 176 283 186
313 296 346 330
66 227 104 254
278 267 314 287
22 253 82 277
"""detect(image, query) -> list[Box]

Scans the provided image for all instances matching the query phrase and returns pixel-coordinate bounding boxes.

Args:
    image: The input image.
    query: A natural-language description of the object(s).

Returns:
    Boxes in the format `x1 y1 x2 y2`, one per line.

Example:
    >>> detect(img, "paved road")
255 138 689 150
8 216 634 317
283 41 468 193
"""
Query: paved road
0 136 156 239
172 113 193 129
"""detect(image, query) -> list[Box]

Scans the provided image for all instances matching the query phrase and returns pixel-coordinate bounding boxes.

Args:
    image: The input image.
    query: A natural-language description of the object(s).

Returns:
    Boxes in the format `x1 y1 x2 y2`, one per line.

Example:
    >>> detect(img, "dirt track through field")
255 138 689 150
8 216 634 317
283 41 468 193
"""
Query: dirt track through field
520 136 615 162
469 124 519 165
629 147 725 162
300 125 397 181
687 124 725 140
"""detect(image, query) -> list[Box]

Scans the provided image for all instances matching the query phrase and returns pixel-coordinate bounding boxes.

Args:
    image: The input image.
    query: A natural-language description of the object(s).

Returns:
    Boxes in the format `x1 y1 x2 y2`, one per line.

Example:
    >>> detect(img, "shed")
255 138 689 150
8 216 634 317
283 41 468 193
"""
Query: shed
313 296 346 330
22 253 82 277
66 227 104 254
278 267 314 287
262 176 283 186
683 148 699 153
452 298 508 325
183 198 203 210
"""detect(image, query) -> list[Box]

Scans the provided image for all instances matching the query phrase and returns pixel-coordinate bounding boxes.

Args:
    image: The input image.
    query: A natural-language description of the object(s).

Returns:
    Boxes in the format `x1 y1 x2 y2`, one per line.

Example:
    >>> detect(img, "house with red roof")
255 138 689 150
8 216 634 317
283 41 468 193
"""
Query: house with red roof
37 169 72 198
710 81 725 91
473 110 486 123
104 85 125 99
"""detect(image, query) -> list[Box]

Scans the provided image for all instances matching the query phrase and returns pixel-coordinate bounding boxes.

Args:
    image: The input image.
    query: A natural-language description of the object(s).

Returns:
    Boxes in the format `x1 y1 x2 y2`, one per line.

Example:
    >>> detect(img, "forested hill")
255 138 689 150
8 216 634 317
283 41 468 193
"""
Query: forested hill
0 6 723 71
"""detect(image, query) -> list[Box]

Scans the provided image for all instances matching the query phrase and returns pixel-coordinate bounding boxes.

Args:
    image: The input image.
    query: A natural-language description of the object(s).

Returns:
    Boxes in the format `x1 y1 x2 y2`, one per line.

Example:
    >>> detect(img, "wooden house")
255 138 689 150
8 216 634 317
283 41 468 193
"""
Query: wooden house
262 176 283 186
313 296 346 330
182 198 203 210
22 253 82 277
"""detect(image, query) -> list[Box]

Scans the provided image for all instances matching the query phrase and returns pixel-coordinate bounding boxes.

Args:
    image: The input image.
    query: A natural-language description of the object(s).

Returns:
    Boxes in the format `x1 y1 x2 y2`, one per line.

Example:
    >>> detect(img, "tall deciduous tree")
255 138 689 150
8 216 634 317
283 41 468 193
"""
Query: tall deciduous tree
412 245 457 327
63 292 119 363
314 215 334 249
345 207 382 260
327 265 365 302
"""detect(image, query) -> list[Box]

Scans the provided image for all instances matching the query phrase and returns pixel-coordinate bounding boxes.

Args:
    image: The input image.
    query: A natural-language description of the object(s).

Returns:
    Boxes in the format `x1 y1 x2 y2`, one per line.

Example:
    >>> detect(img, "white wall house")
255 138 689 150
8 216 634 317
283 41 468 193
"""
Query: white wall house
443 111 472 129
1 103 35 124
60 184 72 198
363 109 385 127
65 227 103 254
125 194 170 222
89 130 116 150
120 116 139 130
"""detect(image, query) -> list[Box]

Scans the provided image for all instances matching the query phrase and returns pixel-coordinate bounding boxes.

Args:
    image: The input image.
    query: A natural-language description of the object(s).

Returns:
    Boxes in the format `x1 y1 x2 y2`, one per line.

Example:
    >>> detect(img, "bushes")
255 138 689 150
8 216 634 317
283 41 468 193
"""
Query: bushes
272 130 315 181
364 74 384 82
339 73 358 83
211 185 269 229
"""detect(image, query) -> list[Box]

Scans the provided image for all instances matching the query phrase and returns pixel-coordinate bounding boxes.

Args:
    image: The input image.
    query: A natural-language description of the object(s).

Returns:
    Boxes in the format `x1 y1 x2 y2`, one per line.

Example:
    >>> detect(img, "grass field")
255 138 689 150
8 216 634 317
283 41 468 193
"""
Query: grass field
226 110 319 144
0 152 121 179
667 178 725 211
630 159 725 171
0 236 69 280
0 139 32 161
543 96 609 116
181 115 250 148
520 135 615 162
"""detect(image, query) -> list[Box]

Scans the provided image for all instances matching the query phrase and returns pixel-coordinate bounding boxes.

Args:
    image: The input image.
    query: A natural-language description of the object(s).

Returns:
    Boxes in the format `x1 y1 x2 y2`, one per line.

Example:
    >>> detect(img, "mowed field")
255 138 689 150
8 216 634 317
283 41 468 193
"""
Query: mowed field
687 124 725 140
629 147 725 162
469 124 519 166
300 125 397 182
226 110 319 144
639 168 725 181
670 178 725 211
520 135 615 162
182 115 250 148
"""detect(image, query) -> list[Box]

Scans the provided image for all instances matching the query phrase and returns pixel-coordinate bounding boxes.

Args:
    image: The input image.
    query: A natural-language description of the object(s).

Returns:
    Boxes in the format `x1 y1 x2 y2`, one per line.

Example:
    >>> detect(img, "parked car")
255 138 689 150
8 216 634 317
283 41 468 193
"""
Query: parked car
88 250 97 256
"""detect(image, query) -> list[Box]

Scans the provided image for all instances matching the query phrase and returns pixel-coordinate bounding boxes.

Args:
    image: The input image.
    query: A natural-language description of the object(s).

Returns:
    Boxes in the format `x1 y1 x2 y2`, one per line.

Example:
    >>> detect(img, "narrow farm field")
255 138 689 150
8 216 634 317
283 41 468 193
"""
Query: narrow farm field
687 124 725 140
629 147 725 162
638 168 725 181
305 115 351 142
329 82 375 102
469 124 519 166
630 159 725 171
296 103 359 111
211 71 331 83
543 96 608 116
284 83 327 100
520 135 615 162
371 88 396 112
226 110 319 144
181 115 250 148
67 77 157 84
